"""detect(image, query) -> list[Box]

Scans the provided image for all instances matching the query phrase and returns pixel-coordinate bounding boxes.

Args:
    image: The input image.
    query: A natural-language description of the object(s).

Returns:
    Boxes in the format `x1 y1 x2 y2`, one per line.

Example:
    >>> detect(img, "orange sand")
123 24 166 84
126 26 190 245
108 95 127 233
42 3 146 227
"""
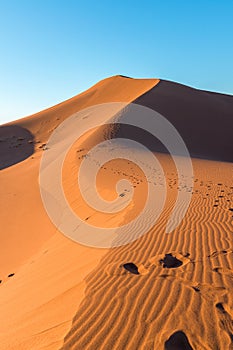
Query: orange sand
0 76 232 350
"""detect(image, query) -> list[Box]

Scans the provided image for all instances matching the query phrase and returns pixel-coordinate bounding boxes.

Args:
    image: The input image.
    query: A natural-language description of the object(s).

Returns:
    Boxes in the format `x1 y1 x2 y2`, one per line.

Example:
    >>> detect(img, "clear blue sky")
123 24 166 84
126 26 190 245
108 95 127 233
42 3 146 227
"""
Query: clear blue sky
0 1 233 124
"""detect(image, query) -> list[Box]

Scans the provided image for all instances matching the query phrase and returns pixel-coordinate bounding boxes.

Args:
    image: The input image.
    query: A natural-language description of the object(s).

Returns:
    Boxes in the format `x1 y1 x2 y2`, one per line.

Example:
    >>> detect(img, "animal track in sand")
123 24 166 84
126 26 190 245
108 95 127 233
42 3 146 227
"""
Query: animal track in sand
8 273 15 278
0 273 15 284
212 266 233 278
207 249 232 259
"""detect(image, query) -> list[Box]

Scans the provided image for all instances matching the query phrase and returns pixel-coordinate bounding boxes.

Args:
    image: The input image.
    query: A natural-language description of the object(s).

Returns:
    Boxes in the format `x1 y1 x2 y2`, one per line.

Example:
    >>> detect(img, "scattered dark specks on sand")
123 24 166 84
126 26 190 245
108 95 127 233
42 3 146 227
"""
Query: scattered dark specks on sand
8 273 15 278
160 253 183 268
165 331 193 350
229 208 233 212
213 267 220 272
192 286 200 292
0 280 2 284
123 262 139 275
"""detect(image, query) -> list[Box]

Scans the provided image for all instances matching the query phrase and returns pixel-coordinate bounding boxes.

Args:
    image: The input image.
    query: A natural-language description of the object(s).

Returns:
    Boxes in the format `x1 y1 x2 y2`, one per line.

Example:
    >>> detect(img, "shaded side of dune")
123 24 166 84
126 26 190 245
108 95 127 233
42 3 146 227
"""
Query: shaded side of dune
0 125 34 170
133 80 233 162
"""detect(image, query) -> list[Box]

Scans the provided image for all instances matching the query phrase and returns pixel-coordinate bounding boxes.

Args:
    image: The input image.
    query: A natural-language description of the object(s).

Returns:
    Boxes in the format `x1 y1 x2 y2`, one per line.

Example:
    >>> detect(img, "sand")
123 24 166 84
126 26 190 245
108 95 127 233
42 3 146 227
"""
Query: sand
0 76 232 349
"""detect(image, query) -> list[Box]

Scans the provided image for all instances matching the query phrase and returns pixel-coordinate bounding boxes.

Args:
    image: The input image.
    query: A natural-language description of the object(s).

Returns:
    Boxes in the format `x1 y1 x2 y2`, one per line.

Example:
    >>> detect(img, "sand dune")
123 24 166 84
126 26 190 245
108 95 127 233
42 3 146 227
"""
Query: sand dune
0 76 232 349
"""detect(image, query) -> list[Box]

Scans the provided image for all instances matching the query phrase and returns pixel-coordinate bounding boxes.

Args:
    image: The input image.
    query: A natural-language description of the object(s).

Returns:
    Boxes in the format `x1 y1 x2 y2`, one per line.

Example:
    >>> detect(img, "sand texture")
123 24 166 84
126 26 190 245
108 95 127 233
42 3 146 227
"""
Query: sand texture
0 76 232 349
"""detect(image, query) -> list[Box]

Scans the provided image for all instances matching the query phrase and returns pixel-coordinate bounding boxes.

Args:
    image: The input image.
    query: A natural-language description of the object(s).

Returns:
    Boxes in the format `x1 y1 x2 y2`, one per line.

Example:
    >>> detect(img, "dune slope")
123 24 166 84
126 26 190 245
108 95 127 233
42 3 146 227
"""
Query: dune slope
0 76 158 349
134 80 233 162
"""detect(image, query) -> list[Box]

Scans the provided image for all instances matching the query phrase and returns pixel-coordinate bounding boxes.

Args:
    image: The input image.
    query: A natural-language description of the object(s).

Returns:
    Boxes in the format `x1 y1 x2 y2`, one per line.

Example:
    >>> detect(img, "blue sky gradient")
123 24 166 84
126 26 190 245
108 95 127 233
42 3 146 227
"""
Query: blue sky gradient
0 1 232 124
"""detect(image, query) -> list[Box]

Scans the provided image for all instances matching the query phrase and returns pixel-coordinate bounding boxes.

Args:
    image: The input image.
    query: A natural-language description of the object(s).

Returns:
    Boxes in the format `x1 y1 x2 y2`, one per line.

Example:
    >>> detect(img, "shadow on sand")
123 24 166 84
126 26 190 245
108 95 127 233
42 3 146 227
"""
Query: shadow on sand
0 125 34 170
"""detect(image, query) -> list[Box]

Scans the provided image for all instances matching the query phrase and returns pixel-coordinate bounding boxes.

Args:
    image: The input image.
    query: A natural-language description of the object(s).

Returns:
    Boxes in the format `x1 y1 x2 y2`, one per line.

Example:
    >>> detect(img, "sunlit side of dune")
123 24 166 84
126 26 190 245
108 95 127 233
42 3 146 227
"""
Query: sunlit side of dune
0 76 159 349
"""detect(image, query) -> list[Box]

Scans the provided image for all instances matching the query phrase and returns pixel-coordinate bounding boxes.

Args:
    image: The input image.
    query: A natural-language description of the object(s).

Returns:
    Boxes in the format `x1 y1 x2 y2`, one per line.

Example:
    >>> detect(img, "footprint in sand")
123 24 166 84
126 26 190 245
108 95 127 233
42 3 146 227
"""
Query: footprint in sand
147 252 191 272
159 254 183 268
105 260 151 276
165 331 193 350
123 262 140 275
107 253 190 278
